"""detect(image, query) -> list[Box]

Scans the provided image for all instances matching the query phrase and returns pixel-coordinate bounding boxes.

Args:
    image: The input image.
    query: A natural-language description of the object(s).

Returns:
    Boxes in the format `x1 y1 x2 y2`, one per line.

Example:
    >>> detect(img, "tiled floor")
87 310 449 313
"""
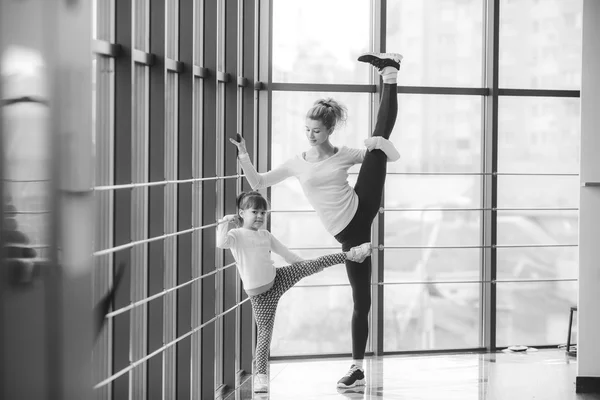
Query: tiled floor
225 349 600 400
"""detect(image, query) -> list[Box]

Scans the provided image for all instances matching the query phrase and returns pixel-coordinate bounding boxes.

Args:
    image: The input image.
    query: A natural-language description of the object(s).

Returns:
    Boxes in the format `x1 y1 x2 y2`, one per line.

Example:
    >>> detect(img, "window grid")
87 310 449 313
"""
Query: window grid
266 0 580 357
90 0 582 395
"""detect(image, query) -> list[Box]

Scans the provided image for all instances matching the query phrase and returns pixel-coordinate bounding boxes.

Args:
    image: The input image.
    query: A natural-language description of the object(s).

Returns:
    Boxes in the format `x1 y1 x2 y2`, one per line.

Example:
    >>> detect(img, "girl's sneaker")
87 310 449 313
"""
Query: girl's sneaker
253 373 269 393
358 52 403 71
346 243 372 263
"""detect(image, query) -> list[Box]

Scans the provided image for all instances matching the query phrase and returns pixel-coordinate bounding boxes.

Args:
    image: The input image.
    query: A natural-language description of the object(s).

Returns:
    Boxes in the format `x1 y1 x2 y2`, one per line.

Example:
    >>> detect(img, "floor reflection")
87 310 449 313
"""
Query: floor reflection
225 350 600 400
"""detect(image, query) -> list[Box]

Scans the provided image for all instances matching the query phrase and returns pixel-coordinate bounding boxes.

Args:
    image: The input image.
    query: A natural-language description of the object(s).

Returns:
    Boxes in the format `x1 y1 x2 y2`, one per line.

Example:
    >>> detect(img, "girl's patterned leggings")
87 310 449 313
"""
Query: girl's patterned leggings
250 252 347 375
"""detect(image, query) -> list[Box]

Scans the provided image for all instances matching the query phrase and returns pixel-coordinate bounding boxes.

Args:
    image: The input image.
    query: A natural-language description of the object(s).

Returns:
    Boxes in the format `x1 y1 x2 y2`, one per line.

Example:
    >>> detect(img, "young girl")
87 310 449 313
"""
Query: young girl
229 52 403 388
216 191 371 394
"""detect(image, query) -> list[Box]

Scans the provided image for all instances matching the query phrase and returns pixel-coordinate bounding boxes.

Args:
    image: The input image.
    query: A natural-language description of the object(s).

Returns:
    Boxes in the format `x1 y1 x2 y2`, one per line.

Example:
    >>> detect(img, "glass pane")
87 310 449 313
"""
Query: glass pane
390 95 483 174
2 46 51 262
385 210 481 247
271 91 370 164
498 97 580 174
496 281 577 346
270 91 368 250
497 209 578 280
270 91 371 356
272 0 371 84
384 283 481 351
387 0 484 87
498 247 577 281
270 213 349 286
384 175 482 209
384 248 481 284
500 0 583 89
271 285 359 356
92 0 97 39
497 210 578 245
497 175 579 208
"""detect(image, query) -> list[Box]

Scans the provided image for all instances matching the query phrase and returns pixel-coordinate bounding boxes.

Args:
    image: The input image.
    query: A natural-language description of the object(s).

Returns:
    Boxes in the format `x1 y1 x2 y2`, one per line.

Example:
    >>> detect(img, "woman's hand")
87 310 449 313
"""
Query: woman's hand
229 134 248 155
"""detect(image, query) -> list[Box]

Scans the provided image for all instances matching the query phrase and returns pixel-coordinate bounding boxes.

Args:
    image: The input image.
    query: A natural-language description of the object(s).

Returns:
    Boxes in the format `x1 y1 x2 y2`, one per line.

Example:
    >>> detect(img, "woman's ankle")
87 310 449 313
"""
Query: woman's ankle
380 67 398 84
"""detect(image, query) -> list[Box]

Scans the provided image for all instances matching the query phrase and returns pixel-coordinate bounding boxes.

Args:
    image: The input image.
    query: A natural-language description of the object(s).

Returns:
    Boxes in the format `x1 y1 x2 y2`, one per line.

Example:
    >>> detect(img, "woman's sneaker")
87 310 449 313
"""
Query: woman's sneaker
346 243 372 263
358 52 403 71
253 373 269 393
336 364 366 388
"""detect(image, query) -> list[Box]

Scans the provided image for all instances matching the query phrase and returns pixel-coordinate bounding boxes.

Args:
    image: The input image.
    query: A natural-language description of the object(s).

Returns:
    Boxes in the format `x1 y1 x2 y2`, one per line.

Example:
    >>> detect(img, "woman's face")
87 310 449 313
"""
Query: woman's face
305 118 331 147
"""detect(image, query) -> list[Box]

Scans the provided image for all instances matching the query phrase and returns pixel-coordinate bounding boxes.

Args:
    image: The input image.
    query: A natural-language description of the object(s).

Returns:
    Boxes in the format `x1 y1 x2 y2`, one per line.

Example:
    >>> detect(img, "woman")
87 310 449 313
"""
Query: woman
230 52 402 388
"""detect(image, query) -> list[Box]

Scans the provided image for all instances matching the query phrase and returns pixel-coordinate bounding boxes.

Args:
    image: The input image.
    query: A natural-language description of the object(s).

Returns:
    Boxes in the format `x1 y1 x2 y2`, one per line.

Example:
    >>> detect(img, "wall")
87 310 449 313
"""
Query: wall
577 0 600 382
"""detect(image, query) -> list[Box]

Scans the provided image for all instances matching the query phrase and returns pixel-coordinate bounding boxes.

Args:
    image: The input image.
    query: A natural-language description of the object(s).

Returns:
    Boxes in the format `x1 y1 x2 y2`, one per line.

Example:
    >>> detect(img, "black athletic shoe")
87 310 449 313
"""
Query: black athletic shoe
358 52 403 71
336 364 366 388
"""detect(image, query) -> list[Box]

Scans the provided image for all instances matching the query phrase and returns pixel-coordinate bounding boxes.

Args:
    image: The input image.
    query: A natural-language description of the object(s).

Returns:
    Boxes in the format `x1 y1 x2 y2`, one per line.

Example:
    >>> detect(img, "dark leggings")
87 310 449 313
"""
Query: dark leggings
334 82 398 359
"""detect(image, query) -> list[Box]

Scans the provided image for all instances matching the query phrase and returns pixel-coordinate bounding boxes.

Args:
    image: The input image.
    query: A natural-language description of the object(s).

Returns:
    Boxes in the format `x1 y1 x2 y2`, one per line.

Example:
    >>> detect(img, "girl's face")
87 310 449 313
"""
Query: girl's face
239 207 267 231
305 118 331 147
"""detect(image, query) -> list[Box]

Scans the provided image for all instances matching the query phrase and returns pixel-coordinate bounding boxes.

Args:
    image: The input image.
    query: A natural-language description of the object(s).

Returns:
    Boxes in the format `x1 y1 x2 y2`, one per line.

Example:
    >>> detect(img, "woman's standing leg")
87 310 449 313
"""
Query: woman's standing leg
335 52 402 388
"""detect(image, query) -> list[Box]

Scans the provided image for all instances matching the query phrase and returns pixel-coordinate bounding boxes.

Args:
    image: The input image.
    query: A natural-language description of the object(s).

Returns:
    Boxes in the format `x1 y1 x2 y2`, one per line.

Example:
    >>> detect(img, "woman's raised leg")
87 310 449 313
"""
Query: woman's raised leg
352 54 401 222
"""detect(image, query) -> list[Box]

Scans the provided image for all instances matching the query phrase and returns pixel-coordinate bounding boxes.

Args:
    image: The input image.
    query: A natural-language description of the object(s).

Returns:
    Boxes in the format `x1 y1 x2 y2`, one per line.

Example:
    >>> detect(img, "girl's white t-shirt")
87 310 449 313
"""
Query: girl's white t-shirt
216 224 303 294
238 146 366 236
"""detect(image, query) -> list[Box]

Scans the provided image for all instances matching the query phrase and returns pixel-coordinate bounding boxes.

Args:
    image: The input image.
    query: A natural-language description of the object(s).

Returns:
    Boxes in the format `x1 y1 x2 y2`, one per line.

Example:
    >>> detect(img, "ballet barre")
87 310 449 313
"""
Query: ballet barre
384 244 578 249
286 243 577 251
94 297 251 390
105 262 237 318
294 277 578 289
268 206 578 213
6 206 578 215
94 174 244 191
4 210 51 215
93 220 225 257
386 172 579 176
3 178 51 183
378 278 578 286
380 207 579 212
4 244 51 250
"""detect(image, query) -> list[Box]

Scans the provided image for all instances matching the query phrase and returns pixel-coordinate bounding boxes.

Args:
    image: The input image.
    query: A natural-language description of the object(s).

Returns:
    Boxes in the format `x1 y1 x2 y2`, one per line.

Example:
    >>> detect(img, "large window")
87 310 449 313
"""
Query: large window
387 0 485 88
269 0 582 357
499 0 582 89
495 96 580 347
272 0 372 84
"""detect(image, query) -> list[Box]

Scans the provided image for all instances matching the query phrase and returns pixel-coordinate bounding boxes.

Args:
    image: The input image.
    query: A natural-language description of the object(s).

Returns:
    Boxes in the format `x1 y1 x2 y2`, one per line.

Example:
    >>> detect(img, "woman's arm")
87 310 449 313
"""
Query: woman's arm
269 233 304 264
238 153 294 190
216 215 237 249
229 134 294 189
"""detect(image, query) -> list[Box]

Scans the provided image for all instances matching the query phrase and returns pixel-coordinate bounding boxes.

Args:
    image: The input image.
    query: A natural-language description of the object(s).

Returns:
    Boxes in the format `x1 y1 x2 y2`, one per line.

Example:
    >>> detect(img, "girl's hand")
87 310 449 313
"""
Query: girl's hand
220 214 242 227
229 134 248 155
232 215 242 227
220 214 236 223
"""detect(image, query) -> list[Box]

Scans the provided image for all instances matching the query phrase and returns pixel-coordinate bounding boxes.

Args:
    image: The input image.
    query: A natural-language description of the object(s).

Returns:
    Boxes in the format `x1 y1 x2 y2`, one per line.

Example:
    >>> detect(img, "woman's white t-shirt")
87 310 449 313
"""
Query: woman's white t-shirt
238 146 366 236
